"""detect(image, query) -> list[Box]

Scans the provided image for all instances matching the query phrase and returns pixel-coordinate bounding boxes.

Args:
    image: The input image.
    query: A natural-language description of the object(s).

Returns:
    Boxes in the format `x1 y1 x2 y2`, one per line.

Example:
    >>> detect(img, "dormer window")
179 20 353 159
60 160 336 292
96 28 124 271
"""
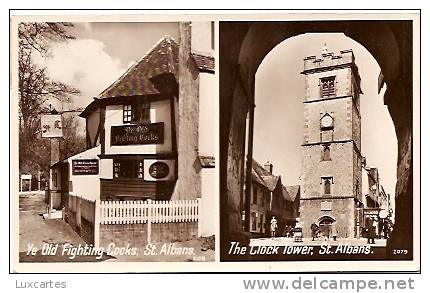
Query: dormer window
123 104 133 123
320 76 336 98
123 100 151 124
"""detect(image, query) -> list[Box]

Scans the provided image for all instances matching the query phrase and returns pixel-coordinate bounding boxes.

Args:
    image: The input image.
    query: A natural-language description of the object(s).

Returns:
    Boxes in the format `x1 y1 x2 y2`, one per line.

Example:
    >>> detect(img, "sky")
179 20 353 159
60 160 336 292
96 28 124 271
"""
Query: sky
253 33 398 198
34 22 179 109
33 25 397 199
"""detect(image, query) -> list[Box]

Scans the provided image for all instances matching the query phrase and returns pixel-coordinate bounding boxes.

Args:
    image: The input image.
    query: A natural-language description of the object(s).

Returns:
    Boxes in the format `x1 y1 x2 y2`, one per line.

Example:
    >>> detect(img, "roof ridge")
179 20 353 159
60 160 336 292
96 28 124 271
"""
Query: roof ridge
96 36 178 99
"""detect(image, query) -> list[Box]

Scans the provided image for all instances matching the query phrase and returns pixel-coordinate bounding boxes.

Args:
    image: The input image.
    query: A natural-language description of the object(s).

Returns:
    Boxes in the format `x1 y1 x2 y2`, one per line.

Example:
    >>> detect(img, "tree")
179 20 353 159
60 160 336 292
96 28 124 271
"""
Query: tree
18 22 81 179
60 114 86 161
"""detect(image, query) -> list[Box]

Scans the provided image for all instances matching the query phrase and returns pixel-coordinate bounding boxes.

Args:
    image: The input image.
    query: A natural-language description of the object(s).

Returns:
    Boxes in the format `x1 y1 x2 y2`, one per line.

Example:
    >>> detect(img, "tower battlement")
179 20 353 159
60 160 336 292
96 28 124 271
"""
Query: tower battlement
303 49 355 74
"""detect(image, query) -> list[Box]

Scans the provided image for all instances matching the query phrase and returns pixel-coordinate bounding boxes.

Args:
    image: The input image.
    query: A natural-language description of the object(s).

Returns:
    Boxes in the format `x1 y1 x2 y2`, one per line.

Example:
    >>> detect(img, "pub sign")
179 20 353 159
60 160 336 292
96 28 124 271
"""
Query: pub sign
111 122 164 145
72 159 99 175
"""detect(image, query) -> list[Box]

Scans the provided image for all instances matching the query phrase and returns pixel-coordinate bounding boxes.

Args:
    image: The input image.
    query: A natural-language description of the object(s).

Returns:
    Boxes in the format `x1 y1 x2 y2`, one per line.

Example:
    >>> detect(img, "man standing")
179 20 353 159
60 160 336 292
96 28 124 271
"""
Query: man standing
270 216 277 239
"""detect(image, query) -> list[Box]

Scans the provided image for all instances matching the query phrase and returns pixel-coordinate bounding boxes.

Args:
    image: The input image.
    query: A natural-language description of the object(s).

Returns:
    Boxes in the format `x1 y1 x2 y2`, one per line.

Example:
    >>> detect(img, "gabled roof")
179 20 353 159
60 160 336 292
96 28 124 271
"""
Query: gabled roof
283 185 300 202
97 36 179 99
80 36 215 118
251 159 280 192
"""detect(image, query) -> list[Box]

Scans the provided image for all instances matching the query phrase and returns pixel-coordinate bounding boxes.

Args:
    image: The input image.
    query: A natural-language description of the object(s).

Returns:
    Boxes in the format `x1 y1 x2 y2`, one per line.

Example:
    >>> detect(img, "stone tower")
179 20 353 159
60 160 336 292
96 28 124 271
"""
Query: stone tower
299 48 363 239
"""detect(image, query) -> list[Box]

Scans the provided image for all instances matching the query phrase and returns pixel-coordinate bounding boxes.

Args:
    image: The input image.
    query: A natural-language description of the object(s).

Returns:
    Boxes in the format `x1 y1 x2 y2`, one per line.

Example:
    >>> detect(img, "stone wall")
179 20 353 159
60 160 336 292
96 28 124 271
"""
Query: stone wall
172 22 201 200
304 68 352 102
303 97 352 144
64 195 95 244
300 197 355 238
301 142 354 198
99 222 198 248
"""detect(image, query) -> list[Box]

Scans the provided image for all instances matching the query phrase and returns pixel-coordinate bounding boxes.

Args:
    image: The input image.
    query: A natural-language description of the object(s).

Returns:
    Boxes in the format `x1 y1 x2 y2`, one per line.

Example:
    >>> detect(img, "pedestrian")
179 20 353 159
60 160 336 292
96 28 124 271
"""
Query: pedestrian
332 221 338 241
366 218 376 244
285 224 292 237
311 222 319 241
270 216 277 239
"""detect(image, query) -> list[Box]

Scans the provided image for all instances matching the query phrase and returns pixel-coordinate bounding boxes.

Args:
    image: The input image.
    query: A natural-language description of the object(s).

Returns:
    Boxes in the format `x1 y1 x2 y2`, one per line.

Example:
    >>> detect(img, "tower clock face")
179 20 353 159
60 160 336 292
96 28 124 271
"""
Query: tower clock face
321 115 333 128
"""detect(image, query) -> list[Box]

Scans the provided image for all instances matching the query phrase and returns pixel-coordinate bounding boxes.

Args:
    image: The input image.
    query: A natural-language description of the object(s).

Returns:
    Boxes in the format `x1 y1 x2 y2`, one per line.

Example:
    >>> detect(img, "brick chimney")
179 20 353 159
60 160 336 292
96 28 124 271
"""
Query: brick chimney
264 161 273 174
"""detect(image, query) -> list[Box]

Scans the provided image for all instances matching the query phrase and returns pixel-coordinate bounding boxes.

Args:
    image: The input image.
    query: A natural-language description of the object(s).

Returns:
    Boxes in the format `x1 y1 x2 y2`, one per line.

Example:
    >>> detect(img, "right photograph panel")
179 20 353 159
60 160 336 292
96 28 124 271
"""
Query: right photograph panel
219 18 418 268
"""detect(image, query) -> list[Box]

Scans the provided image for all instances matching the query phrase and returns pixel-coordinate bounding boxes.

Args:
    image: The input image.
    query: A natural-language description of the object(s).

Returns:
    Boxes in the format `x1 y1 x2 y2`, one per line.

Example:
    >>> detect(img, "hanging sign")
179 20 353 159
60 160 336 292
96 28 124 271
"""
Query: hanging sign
41 114 63 138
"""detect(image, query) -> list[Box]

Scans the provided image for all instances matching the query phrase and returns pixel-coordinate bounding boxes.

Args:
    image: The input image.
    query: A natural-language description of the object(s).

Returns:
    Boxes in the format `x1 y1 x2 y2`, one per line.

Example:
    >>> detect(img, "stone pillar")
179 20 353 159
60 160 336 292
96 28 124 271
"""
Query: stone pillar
172 22 201 200
50 138 60 166
222 84 251 259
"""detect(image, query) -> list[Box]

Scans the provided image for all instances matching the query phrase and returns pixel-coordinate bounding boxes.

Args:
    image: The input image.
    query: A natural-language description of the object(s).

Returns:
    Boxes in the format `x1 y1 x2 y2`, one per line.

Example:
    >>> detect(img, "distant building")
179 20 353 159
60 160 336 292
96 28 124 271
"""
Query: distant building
363 167 393 238
244 159 300 237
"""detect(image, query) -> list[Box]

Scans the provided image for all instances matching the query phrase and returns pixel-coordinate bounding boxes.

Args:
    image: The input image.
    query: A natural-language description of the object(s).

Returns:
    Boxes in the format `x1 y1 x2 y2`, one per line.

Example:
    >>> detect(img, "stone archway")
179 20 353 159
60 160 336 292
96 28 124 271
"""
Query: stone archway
220 20 414 260
317 215 336 239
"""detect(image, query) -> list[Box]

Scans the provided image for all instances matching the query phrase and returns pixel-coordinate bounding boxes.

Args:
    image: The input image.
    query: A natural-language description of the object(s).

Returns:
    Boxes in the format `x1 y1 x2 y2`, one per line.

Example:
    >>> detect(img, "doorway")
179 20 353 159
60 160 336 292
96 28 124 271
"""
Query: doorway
318 216 335 238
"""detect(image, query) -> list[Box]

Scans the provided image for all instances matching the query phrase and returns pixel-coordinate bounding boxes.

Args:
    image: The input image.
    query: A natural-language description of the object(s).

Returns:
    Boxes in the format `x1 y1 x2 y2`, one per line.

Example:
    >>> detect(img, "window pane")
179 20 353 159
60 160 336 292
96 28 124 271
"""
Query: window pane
324 180 331 194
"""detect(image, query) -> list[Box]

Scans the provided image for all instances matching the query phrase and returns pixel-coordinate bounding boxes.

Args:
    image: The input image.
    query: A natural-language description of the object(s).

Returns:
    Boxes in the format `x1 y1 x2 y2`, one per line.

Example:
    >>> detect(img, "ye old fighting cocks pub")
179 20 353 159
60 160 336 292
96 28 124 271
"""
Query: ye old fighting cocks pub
48 25 216 247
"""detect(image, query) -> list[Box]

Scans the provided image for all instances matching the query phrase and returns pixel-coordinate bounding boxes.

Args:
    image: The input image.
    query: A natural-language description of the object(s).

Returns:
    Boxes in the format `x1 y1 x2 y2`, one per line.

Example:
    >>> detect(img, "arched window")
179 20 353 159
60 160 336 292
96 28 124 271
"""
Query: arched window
324 179 331 195
322 145 331 161
320 76 336 97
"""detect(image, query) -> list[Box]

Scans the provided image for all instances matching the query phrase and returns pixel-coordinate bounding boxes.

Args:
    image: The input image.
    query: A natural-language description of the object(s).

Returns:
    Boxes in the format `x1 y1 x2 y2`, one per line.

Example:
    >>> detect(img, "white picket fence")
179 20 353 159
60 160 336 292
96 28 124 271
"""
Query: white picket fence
99 199 200 225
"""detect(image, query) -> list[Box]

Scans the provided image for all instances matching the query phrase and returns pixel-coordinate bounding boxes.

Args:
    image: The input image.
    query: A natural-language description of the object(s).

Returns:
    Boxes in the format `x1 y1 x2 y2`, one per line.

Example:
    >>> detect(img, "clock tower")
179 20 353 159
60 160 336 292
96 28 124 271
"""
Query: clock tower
299 48 364 239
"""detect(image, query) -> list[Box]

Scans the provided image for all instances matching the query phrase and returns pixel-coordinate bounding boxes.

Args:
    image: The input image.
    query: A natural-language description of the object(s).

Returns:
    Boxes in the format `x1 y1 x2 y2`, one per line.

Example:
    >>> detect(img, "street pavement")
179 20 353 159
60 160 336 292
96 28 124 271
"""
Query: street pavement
18 193 112 262
18 193 214 262
250 236 387 247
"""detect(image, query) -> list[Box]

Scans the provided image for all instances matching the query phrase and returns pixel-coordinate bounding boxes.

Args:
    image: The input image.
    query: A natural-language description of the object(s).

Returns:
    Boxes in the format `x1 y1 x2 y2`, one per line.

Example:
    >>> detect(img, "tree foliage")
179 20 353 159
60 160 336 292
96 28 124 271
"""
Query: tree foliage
18 22 84 181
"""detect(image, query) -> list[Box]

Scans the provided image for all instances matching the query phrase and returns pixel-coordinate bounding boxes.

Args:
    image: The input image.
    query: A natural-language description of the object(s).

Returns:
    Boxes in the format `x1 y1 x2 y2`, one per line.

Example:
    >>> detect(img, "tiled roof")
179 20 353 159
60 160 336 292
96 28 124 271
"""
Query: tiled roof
283 185 300 202
192 53 215 73
251 159 279 192
97 36 179 99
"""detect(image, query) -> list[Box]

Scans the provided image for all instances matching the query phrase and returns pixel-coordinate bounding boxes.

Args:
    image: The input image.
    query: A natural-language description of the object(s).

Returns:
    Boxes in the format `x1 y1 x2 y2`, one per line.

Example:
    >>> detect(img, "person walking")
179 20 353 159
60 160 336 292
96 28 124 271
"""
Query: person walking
311 222 319 241
270 216 278 239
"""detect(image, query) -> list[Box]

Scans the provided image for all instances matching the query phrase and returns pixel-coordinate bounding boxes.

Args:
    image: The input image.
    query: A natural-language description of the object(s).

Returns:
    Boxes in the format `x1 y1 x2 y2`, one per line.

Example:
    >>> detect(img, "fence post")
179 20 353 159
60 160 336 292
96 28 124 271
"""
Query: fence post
147 199 152 244
197 198 202 237
94 200 100 248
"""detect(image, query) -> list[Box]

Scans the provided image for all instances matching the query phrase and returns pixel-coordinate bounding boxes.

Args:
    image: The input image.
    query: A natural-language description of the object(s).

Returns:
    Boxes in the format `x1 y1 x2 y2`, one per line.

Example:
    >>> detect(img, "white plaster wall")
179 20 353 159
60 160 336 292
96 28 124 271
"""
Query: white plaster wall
198 72 216 236
200 168 216 236
198 73 216 156
86 109 100 146
191 22 214 57
67 145 101 201
99 158 113 179
104 100 173 155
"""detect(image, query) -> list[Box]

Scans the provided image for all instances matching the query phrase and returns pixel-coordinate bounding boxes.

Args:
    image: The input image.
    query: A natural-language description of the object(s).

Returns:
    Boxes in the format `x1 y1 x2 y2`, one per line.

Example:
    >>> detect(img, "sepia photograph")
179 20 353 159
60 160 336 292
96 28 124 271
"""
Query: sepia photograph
9 11 420 273
219 19 419 267
13 19 216 264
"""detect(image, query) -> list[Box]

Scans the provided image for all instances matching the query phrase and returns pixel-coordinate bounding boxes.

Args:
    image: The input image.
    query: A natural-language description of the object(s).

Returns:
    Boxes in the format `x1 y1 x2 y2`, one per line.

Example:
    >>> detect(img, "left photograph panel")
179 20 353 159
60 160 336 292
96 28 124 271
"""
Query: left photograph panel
11 18 217 269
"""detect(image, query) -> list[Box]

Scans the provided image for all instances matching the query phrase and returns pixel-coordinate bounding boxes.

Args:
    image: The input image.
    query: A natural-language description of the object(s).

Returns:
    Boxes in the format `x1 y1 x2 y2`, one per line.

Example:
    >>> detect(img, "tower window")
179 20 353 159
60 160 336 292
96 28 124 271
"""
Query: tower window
322 145 331 161
324 179 331 195
321 177 333 195
320 76 336 98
